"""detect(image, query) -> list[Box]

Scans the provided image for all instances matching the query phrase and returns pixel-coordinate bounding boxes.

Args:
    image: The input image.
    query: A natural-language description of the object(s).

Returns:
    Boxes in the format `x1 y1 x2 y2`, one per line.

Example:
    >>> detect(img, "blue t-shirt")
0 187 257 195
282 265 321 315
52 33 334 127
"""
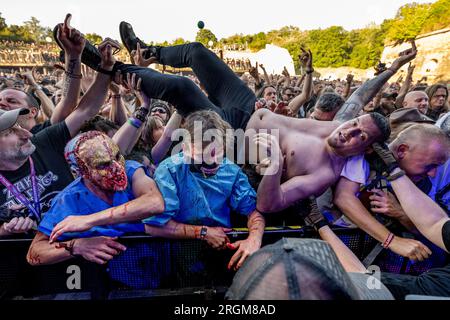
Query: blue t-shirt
143 153 256 228
39 160 145 241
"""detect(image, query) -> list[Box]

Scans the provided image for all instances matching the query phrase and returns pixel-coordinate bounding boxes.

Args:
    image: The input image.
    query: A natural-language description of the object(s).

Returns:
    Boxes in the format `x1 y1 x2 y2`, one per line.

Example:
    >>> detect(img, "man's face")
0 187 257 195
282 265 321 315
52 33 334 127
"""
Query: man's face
327 114 381 156
380 97 396 114
0 89 36 129
150 106 169 123
393 140 448 182
263 87 277 103
78 135 127 192
403 91 429 114
293 87 301 96
54 89 63 105
282 89 294 103
430 88 447 110
335 85 344 97
185 140 224 175
0 125 35 164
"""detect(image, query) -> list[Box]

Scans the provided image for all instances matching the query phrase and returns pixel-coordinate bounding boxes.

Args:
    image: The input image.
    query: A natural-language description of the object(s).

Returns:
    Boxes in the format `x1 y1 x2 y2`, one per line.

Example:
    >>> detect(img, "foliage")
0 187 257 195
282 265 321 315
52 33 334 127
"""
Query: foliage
195 28 218 47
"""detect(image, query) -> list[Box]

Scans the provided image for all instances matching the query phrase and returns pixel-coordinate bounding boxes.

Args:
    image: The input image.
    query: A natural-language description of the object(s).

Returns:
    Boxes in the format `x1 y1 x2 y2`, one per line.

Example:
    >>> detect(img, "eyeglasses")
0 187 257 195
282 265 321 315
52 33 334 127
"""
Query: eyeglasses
151 107 167 114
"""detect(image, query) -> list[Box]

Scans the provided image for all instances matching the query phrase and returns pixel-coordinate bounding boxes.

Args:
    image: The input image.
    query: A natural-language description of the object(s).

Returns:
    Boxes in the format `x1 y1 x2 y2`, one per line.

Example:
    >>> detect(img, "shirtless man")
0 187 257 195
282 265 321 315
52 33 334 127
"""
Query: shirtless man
247 43 417 213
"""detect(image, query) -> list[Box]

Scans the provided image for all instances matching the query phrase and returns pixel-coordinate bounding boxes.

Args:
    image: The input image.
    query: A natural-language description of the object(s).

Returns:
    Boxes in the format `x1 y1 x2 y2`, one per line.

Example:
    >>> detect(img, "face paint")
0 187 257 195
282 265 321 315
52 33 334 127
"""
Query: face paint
70 132 128 192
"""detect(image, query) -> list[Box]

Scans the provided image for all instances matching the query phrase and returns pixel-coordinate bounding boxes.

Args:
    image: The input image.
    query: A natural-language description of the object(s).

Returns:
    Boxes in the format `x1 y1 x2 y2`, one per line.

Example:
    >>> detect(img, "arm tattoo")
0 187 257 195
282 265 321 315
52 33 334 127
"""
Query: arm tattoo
62 59 78 97
334 69 396 122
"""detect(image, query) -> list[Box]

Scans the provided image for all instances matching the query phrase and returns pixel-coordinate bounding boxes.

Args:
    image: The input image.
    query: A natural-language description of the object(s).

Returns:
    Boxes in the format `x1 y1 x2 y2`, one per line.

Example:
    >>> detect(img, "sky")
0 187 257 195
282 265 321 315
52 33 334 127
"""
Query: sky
2 0 435 43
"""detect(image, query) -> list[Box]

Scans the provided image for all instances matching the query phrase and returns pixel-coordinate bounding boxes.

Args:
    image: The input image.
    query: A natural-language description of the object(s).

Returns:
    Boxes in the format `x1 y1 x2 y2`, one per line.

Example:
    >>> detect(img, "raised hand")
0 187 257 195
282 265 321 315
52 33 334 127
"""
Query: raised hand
130 42 156 67
121 72 150 106
56 13 86 57
22 67 39 87
98 38 120 71
390 40 417 72
80 64 96 93
248 61 260 80
346 73 354 83
299 48 313 73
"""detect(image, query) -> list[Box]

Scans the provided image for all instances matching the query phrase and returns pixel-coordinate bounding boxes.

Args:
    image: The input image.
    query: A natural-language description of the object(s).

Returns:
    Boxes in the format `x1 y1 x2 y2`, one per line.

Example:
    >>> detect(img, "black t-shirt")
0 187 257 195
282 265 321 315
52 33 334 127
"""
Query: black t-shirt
30 119 52 135
0 121 73 216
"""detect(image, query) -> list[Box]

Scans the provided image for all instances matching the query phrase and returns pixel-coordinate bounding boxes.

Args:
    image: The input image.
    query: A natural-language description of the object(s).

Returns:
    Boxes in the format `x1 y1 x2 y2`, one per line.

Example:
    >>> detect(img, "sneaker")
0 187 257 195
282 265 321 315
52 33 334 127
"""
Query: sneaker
119 21 160 60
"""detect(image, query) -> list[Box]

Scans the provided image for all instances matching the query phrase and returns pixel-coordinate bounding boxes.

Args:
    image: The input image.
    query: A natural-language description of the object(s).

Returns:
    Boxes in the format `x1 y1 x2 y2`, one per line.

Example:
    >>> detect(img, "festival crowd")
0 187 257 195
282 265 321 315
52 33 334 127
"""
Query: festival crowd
0 13 449 300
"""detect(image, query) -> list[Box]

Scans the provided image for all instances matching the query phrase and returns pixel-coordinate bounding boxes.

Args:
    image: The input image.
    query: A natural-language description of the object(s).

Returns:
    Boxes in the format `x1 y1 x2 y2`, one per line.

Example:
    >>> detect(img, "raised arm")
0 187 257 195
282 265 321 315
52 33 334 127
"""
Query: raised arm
108 82 129 126
259 64 271 86
151 111 182 164
334 41 417 123
288 48 313 115
395 63 415 109
64 38 120 138
112 74 150 155
343 74 353 99
23 68 55 119
50 14 84 124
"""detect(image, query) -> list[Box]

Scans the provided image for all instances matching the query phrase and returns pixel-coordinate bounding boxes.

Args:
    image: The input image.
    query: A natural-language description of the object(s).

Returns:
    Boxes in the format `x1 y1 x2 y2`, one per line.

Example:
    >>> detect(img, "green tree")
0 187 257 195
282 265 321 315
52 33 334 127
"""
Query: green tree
85 33 103 44
195 28 218 47
23 17 46 42
0 12 7 31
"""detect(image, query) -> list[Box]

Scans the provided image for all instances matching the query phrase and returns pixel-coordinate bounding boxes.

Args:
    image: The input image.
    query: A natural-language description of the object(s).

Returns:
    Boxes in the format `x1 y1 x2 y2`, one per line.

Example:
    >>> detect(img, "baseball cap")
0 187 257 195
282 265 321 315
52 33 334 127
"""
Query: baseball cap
0 108 29 132
389 108 435 128
225 238 393 300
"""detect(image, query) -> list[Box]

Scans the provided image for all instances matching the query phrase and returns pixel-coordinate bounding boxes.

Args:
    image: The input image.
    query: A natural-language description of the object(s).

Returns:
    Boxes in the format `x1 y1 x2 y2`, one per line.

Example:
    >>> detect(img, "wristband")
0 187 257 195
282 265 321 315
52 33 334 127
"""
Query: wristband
200 226 207 240
313 219 329 231
128 117 143 129
112 94 121 99
382 232 395 249
133 106 150 122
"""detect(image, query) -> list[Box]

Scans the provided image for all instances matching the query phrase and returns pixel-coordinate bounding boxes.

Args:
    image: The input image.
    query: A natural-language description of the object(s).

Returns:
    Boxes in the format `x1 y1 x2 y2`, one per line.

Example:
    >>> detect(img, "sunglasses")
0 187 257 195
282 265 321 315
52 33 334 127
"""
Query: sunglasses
151 107 167 114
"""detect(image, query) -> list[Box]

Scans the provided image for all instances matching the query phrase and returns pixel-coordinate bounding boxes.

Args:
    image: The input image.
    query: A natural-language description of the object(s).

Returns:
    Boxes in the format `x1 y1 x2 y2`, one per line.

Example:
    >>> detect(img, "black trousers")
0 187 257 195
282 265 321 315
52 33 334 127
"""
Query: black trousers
116 42 256 130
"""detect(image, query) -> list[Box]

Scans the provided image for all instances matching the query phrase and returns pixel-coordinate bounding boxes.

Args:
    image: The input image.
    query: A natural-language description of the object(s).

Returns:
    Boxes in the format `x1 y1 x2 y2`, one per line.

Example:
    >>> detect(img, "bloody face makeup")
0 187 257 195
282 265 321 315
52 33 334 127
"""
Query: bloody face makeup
66 131 127 192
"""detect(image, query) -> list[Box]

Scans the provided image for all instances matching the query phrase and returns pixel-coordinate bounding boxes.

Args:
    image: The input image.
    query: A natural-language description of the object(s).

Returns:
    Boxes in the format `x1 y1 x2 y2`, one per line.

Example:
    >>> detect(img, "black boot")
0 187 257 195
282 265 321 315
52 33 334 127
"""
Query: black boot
53 25 112 75
119 21 161 60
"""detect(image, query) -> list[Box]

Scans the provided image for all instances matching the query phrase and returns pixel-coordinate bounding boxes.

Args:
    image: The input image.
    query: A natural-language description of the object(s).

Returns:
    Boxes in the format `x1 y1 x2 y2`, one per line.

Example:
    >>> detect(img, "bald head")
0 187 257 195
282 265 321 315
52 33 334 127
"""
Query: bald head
403 91 429 115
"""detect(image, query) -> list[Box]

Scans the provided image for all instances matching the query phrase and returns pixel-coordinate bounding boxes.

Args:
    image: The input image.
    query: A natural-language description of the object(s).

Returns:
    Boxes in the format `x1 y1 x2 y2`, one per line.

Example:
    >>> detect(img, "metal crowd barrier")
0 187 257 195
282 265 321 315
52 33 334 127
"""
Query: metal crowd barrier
0 226 448 300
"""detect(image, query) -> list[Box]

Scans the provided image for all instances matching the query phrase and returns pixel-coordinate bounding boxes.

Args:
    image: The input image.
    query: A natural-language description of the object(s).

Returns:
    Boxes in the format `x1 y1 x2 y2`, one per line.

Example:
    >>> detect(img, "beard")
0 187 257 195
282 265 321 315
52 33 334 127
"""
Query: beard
0 141 36 163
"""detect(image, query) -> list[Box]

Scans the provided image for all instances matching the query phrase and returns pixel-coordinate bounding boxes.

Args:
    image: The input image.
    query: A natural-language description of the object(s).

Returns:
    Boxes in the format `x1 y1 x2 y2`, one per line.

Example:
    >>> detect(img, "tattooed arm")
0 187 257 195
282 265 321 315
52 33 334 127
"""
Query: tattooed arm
50 14 84 124
334 41 417 123
49 168 164 243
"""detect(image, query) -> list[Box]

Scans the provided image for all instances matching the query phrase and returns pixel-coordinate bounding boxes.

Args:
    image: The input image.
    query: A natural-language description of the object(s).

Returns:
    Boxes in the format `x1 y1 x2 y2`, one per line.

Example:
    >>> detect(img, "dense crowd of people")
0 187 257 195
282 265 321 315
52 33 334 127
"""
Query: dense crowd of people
0 13 449 300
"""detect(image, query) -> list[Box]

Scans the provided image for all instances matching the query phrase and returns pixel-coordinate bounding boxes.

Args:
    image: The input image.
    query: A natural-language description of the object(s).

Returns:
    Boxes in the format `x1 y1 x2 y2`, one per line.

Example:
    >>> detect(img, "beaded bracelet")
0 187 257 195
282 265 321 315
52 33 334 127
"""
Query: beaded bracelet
128 117 143 129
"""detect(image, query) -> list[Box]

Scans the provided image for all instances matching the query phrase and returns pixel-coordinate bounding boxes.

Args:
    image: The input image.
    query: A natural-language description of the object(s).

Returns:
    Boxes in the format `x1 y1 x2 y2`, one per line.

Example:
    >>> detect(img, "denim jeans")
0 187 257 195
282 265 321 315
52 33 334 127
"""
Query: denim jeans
116 42 256 130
